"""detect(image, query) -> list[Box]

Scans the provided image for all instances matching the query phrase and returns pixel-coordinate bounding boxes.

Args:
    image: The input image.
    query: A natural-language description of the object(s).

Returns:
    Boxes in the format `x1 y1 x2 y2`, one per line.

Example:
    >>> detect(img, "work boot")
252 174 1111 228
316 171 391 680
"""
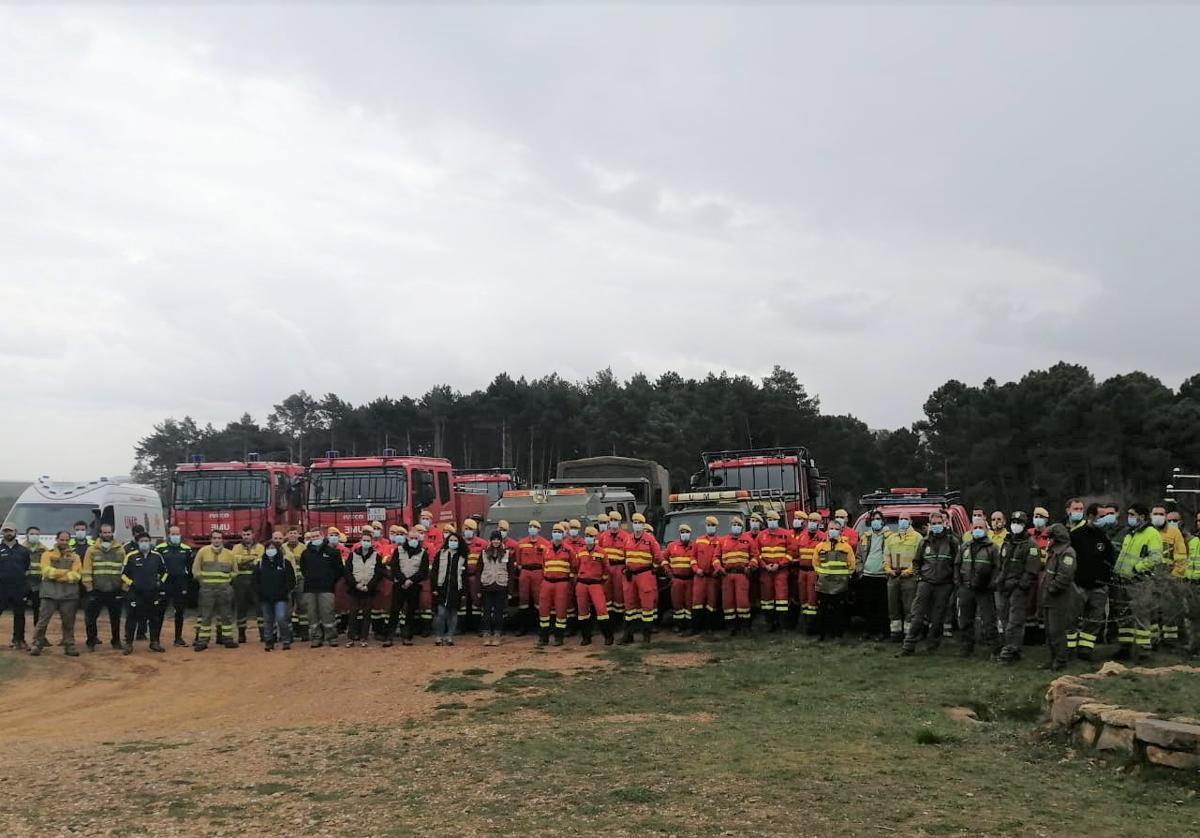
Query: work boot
1112 646 1131 661
173 637 187 648
64 647 79 657
641 627 652 644
729 621 740 638
889 632 904 643
552 630 564 647
223 640 239 649
516 610 530 637
1077 648 1094 662
768 613 779 633
895 647 914 657
193 642 208 652
619 628 635 645
28 644 43 657
265 642 275 652
86 640 97 652
150 642 165 653
238 627 248 645
603 626 614 646
110 638 122 650
580 625 593 646
537 628 549 647
122 643 134 656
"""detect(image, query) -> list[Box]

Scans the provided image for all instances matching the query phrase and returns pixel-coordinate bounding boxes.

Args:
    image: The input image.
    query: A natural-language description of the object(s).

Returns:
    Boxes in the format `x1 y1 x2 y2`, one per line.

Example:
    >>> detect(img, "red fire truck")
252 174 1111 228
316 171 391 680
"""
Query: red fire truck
305 449 489 537
452 468 520 504
697 447 832 519
170 454 305 544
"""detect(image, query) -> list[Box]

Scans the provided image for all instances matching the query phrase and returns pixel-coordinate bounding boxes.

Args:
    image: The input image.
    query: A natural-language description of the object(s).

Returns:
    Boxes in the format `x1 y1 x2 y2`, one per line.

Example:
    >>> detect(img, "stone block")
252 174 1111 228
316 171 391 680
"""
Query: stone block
1073 720 1100 749
1051 695 1092 728
1145 746 1200 770
1099 707 1156 729
1097 661 1128 677
1094 724 1136 753
1136 719 1200 751
1078 703 1120 723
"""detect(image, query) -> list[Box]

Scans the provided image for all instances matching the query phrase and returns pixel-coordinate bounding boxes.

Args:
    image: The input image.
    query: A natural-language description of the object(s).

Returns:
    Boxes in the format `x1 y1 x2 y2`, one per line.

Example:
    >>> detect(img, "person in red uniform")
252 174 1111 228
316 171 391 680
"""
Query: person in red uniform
690 515 723 633
367 522 395 640
715 516 760 636
371 521 390 556
794 512 828 632
620 512 663 644
597 511 630 625
416 516 444 636
515 519 551 636
786 512 807 628
572 526 612 646
538 523 574 646
461 518 488 634
747 512 765 615
663 523 696 634
563 519 584 632
757 510 793 632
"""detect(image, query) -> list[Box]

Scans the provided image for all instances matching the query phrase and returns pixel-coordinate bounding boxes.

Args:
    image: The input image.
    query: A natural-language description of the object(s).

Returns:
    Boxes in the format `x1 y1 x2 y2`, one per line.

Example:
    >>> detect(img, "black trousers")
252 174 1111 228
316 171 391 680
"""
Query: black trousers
817 591 847 639
855 575 889 637
124 595 165 644
348 592 372 641
85 590 123 645
389 583 422 639
1 591 26 643
482 589 507 634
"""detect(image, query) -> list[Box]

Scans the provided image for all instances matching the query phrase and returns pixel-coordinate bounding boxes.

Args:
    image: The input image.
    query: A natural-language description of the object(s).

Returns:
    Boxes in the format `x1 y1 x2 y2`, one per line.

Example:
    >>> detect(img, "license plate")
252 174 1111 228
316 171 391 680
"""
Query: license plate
367 507 386 521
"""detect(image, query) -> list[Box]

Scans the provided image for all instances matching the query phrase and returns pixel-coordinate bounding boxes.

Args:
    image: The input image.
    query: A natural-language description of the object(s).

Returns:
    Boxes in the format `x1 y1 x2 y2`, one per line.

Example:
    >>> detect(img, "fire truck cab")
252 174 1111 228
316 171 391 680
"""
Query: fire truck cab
696 447 831 519
170 455 304 544
660 488 787 540
452 468 520 504
852 488 970 538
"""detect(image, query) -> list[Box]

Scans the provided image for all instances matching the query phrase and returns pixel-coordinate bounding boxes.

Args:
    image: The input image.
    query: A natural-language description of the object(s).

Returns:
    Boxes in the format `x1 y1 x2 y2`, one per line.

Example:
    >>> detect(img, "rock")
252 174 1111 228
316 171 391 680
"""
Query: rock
1050 695 1093 728
1145 746 1200 770
1097 661 1128 677
1095 724 1136 753
1045 676 1091 704
1073 720 1101 749
944 706 983 725
1099 707 1157 729
1136 719 1200 751
1078 703 1120 723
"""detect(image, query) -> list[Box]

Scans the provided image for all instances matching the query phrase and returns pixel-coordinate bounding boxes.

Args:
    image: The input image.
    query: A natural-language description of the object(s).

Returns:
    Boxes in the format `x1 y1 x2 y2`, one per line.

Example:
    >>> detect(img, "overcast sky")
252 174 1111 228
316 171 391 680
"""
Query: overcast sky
3 4 1197 480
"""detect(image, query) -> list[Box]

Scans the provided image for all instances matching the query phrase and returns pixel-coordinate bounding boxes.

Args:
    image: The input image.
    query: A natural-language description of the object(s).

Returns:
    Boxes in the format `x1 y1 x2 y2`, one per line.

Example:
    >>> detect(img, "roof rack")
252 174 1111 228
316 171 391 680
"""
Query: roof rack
453 468 519 478
670 487 785 504
701 446 811 466
859 487 962 507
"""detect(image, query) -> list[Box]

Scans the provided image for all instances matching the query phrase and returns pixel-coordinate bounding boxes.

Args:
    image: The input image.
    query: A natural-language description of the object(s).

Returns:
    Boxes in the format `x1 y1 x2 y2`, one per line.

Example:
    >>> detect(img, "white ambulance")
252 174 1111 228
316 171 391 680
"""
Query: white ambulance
2 477 165 545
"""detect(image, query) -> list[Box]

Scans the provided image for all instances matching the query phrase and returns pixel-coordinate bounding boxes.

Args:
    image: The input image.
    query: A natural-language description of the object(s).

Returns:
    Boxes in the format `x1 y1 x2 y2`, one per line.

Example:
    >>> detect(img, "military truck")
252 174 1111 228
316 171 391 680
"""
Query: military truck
659 488 787 541
552 456 670 528
485 485 638 536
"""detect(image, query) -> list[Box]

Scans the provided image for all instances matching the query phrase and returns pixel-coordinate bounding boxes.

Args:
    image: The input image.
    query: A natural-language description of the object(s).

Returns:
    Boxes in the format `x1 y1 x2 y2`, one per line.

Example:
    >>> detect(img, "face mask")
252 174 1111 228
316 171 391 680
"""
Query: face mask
1068 511 1084 524
360 540 372 550
972 528 986 540
1167 520 1180 530
1127 515 1139 528
499 530 508 539
390 534 403 544
166 534 180 545
767 520 779 531
731 525 743 536
265 547 278 558
827 528 840 540
138 541 151 552
870 520 883 532
74 529 87 539
529 527 540 537
552 532 564 543
1151 515 1166 528
609 521 621 532
1009 522 1024 535
1032 517 1047 529
584 537 596 548
309 538 323 547
991 521 1004 531
930 524 945 536
835 517 847 527
420 519 432 530
568 528 579 538
680 531 691 543
807 522 818 533
632 524 644 536
327 536 340 546
408 538 421 549
448 539 460 550
705 525 717 536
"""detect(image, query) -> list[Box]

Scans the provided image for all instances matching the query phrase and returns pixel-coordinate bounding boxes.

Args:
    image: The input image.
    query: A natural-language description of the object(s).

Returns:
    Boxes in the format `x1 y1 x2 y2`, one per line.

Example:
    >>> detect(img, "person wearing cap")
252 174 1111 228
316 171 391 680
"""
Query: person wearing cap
714 516 760 637
559 520 581 633
756 510 793 633
855 511 890 642
479 531 511 646
884 513 921 642
538 523 574 646
0 523 32 650
496 519 521 603
746 512 766 618
995 512 1041 663
29 531 83 657
299 529 344 649
620 512 664 644
899 511 960 656
786 513 807 627
832 509 858 549
793 512 827 631
690 516 723 633
663 523 696 634
597 511 631 626
572 526 613 645
515 519 552 636
386 526 429 646
23 526 46 630
813 521 857 640
460 518 489 635
956 515 1000 658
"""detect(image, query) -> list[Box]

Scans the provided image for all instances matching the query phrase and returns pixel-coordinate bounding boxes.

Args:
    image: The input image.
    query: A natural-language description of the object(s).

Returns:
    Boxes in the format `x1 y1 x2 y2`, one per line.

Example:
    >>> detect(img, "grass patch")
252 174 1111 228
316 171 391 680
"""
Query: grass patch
426 675 489 693
914 727 959 746
461 668 492 677
435 701 469 711
1090 670 1200 718
112 740 189 753
251 782 295 796
609 787 664 804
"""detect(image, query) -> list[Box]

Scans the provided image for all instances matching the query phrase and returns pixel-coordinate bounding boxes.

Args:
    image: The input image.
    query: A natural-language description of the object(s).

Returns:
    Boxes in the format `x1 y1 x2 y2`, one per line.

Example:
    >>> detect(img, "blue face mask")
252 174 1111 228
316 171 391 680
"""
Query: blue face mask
731 525 743 536
529 527 540 537
584 537 596 548
407 538 420 549
1032 517 1047 529
972 527 986 540
930 524 945 536
705 525 717 536
551 532 563 543
680 531 691 543
898 520 911 532
632 524 644 535
168 534 181 545
766 521 778 531
309 538 323 547
1127 515 1139 528
327 536 340 546
447 539 459 550
807 522 819 533
870 520 883 532
1069 511 1084 524
138 541 151 553
827 528 840 541
390 534 403 544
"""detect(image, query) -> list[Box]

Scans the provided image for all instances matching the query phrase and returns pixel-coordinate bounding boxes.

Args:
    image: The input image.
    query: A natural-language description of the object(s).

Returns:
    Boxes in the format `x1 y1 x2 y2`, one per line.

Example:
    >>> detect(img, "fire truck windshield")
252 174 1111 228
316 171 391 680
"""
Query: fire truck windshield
709 465 798 495
461 480 510 502
173 472 269 509
308 468 407 509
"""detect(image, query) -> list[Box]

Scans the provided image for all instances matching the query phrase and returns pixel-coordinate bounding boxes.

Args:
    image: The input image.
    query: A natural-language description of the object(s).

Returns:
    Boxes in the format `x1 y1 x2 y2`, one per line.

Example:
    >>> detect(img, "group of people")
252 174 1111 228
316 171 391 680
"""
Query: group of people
1 500 1197 670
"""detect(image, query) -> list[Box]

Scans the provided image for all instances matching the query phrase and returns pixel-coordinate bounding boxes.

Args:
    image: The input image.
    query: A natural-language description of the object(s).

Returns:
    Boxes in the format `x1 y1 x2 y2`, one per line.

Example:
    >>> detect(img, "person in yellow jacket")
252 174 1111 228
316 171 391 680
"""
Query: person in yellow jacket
193 529 238 651
1185 518 1200 657
884 514 922 642
82 524 127 651
1112 505 1164 661
1156 509 1188 646
987 511 1008 549
230 526 264 644
30 531 83 656
813 523 856 641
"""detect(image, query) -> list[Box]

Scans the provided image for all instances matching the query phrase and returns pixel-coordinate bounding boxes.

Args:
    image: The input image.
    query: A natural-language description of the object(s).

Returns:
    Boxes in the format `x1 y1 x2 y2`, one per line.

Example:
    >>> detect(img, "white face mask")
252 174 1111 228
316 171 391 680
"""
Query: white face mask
1151 514 1166 527
568 528 580 538
609 521 621 532
1010 522 1024 535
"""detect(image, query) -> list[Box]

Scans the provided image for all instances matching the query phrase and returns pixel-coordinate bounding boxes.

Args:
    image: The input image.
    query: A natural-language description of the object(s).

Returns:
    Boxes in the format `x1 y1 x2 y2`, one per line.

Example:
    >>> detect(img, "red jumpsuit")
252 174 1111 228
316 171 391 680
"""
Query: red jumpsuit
462 535 488 619
565 535 585 618
792 529 827 620
538 543 574 635
419 525 445 625
717 533 760 624
756 528 793 617
663 539 696 625
690 534 722 618
572 546 610 623
516 534 552 612
371 538 396 631
747 527 764 611
598 528 632 618
623 533 663 627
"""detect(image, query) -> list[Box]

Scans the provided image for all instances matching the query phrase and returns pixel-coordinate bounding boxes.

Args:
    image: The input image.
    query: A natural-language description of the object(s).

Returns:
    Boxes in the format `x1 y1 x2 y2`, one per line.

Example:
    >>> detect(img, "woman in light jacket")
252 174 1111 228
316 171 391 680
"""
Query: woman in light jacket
479 531 511 646
430 534 468 646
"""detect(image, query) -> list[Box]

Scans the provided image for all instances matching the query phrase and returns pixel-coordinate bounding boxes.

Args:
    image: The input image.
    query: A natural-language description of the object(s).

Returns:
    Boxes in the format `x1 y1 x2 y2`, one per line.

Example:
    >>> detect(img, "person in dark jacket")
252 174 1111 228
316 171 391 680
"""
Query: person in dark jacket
119 534 168 654
344 535 384 647
995 511 1042 663
430 534 468 646
157 525 194 647
955 522 999 658
0 524 31 650
899 511 961 656
386 533 429 647
1069 502 1114 660
253 537 297 651
1040 524 1079 671
299 530 344 648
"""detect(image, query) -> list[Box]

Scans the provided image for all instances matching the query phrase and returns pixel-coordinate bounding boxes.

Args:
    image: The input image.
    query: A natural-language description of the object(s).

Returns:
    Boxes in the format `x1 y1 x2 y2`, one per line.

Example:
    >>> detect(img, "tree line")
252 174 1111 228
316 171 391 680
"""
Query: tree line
131 363 1200 515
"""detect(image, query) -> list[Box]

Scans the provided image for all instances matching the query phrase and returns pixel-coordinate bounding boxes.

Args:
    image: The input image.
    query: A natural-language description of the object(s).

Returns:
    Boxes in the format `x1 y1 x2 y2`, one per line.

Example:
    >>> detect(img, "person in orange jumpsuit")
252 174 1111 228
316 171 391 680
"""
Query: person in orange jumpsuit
461 518 488 634
690 515 723 633
417 515 444 636
756 510 793 632
747 512 765 615
538 523 574 646
663 523 697 634
832 509 859 549
715 516 760 636
793 512 828 632
572 526 612 646
619 512 663 644
515 520 552 636
369 521 395 639
563 519 584 632
786 512 807 628
597 511 631 626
